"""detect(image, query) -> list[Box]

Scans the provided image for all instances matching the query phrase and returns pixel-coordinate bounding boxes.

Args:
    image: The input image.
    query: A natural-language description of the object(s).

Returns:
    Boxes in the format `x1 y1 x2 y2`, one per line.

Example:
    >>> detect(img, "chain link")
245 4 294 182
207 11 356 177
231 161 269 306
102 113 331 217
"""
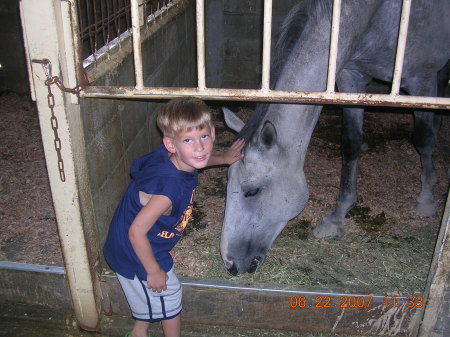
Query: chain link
45 76 66 182
32 59 83 182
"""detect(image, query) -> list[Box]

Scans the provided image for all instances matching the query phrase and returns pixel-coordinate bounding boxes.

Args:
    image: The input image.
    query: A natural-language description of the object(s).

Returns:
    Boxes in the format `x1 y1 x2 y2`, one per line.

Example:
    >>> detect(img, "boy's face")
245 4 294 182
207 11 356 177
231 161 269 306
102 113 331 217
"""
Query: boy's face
163 125 215 172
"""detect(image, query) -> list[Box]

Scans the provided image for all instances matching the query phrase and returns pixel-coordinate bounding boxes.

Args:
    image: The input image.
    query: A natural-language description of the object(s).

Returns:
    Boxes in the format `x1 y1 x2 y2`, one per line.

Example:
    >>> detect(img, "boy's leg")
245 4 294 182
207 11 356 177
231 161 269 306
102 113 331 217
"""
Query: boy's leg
131 320 150 337
117 270 181 336
161 314 181 337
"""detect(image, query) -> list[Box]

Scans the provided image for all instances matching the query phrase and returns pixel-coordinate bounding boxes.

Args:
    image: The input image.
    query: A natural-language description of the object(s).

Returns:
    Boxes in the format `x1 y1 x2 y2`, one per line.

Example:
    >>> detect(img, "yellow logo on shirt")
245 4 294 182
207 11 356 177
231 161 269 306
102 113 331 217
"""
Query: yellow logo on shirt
157 231 175 239
157 189 196 239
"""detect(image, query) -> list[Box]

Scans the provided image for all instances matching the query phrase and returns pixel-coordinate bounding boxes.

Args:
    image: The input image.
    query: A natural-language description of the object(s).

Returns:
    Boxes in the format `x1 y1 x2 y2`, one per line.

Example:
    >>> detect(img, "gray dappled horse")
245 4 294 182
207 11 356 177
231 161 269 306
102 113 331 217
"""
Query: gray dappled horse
221 0 450 276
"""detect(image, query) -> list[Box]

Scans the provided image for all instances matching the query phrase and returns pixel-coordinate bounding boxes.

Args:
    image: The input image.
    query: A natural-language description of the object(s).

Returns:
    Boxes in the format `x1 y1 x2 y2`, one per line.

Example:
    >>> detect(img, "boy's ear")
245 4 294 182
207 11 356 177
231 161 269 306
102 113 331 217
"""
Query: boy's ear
163 136 176 154
211 126 216 142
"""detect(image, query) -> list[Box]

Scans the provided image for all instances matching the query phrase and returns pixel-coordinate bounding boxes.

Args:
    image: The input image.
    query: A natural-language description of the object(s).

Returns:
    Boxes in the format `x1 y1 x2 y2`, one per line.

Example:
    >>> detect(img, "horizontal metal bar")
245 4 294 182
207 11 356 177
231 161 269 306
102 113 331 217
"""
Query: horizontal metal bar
101 273 416 300
0 261 65 275
181 281 396 300
81 86 450 110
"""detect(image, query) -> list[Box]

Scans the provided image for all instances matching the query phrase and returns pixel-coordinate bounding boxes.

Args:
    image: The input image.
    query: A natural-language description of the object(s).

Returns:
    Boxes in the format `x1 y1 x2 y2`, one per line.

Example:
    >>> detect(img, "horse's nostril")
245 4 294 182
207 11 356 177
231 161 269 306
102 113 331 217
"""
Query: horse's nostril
227 262 239 276
248 256 262 273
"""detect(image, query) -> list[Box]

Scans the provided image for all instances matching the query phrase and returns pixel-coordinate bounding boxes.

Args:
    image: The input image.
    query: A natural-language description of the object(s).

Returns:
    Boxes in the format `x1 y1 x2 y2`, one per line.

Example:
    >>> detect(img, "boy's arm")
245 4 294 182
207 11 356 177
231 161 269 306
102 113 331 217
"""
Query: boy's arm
128 194 172 292
208 138 245 167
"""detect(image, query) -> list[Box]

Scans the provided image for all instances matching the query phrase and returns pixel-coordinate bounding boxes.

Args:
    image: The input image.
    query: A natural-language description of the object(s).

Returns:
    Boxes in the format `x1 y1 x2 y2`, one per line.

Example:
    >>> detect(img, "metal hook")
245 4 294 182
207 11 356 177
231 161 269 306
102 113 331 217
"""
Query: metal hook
32 58 52 79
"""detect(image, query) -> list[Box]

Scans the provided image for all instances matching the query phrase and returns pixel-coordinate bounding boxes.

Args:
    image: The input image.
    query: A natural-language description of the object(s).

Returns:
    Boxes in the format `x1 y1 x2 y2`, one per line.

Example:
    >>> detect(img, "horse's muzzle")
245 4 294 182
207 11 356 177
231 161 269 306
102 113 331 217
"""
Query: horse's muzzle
248 256 262 273
226 262 239 276
225 256 263 275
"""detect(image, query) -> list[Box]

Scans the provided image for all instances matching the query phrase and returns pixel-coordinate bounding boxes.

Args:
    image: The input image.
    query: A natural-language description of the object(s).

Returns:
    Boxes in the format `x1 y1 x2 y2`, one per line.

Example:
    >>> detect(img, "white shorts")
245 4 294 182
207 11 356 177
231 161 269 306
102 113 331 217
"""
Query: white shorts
117 268 182 322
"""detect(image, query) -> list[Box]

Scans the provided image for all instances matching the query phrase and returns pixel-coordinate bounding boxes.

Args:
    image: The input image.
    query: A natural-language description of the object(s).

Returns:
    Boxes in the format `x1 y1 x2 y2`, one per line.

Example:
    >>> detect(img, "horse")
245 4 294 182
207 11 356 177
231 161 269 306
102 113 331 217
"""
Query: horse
220 0 450 276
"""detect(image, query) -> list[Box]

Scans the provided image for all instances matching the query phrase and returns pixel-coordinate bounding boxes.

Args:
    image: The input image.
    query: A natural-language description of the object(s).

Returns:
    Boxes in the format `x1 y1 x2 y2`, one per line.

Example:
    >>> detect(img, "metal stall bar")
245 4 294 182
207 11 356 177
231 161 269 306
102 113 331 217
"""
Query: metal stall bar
131 0 144 89
261 0 273 91
196 0 206 90
80 0 450 111
69 0 85 88
20 0 100 330
391 0 411 96
327 0 341 94
61 0 79 104
82 85 450 109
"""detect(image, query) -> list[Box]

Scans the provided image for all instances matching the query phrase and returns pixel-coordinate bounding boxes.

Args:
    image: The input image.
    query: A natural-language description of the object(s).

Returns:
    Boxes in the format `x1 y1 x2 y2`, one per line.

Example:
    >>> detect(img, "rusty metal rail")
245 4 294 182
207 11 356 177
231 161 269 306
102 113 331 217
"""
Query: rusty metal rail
77 0 450 110
82 86 450 110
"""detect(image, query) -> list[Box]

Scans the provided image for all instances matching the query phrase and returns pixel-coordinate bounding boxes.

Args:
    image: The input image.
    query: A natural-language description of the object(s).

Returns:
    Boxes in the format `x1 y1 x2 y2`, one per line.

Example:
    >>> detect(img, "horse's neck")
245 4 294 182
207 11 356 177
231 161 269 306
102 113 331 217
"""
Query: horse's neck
267 104 322 167
275 0 385 93
275 23 330 92
269 9 331 163
264 0 389 165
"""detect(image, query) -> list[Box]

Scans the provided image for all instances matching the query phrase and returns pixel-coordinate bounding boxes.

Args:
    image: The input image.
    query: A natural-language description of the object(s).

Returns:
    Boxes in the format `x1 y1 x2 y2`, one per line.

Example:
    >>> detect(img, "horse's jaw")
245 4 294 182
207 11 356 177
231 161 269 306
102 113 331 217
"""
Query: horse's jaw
220 159 308 275
220 220 287 276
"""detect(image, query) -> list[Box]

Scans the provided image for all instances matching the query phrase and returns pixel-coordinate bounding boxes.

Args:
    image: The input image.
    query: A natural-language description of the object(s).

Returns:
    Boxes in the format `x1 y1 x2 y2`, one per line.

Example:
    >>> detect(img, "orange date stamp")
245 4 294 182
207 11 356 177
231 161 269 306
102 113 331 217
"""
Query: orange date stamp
289 295 423 309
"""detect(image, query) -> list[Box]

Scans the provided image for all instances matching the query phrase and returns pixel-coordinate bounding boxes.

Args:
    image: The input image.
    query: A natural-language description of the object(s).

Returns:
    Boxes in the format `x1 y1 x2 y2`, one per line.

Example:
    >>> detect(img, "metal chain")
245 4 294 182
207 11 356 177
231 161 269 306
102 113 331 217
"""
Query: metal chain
32 59 83 182
44 76 66 182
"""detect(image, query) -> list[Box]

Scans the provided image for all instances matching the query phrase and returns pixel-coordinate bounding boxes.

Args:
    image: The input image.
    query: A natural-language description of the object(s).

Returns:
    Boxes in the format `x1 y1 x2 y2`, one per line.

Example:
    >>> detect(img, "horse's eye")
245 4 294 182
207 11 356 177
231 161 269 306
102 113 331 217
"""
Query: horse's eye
244 188 260 198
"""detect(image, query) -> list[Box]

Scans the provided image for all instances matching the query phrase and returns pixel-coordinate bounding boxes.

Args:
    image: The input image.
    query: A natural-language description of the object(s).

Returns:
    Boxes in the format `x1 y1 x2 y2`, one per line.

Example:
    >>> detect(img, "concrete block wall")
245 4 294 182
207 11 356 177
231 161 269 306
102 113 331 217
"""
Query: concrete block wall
222 1 264 89
206 0 299 89
80 2 197 253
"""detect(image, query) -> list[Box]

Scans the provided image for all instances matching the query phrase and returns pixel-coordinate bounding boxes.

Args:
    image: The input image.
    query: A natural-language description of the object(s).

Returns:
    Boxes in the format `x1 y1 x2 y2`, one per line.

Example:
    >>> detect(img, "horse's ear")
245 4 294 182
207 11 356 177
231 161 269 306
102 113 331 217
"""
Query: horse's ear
260 120 277 148
222 107 245 133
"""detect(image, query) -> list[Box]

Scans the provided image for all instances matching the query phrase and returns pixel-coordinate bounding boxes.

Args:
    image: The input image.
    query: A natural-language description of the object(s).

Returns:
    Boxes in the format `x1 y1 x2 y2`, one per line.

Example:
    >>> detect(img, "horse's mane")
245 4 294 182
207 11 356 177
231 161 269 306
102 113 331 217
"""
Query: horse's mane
271 1 310 87
237 0 332 142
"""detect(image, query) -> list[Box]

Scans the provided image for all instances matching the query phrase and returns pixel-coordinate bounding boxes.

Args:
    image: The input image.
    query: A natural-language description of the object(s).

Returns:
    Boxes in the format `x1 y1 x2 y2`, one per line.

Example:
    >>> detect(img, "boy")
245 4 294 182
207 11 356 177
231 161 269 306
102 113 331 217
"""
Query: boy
103 98 244 337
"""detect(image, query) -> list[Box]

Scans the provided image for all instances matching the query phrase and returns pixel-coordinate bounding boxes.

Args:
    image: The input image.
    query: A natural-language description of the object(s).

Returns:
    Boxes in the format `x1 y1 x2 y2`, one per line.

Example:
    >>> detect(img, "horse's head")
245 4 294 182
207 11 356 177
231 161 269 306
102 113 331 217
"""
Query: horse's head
220 107 310 275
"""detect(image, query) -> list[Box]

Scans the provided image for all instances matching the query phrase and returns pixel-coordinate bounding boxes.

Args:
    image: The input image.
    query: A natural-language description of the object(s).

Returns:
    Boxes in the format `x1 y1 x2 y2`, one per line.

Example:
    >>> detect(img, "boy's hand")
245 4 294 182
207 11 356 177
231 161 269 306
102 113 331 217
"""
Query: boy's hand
147 268 169 293
221 139 245 165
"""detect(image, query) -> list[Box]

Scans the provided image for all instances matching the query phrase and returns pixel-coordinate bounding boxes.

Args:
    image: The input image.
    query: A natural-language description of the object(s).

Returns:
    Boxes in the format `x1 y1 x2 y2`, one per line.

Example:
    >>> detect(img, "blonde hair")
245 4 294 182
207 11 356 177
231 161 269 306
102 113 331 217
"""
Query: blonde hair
156 98 213 138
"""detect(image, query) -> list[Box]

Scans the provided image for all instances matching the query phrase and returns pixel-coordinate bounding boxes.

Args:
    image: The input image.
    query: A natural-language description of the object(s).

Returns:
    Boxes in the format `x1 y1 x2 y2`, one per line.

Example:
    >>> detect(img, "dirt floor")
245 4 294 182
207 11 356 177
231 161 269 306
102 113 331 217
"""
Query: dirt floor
0 93 62 266
1 92 449 296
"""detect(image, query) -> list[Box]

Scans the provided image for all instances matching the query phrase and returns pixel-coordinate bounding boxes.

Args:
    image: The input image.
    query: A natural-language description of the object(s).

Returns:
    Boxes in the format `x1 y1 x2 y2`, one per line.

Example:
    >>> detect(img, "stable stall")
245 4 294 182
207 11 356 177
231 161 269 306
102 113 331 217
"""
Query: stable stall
2 0 449 336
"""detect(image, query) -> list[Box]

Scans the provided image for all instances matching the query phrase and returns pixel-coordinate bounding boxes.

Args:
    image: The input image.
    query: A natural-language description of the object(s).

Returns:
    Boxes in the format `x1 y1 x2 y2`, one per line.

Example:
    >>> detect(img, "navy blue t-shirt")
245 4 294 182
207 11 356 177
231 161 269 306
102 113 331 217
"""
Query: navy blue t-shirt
103 144 198 280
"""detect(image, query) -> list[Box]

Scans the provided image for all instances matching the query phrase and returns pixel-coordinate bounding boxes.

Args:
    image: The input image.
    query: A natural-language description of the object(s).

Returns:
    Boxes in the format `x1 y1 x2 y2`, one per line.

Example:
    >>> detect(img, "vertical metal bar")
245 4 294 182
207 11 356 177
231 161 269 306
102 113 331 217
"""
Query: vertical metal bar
391 0 411 96
131 0 144 89
76 0 87 60
138 0 145 26
70 0 85 79
99 0 107 47
61 0 79 104
20 0 100 329
196 0 206 90
327 0 341 93
85 0 96 60
112 0 118 36
105 0 111 46
261 0 273 91
125 0 132 32
93 0 99 53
